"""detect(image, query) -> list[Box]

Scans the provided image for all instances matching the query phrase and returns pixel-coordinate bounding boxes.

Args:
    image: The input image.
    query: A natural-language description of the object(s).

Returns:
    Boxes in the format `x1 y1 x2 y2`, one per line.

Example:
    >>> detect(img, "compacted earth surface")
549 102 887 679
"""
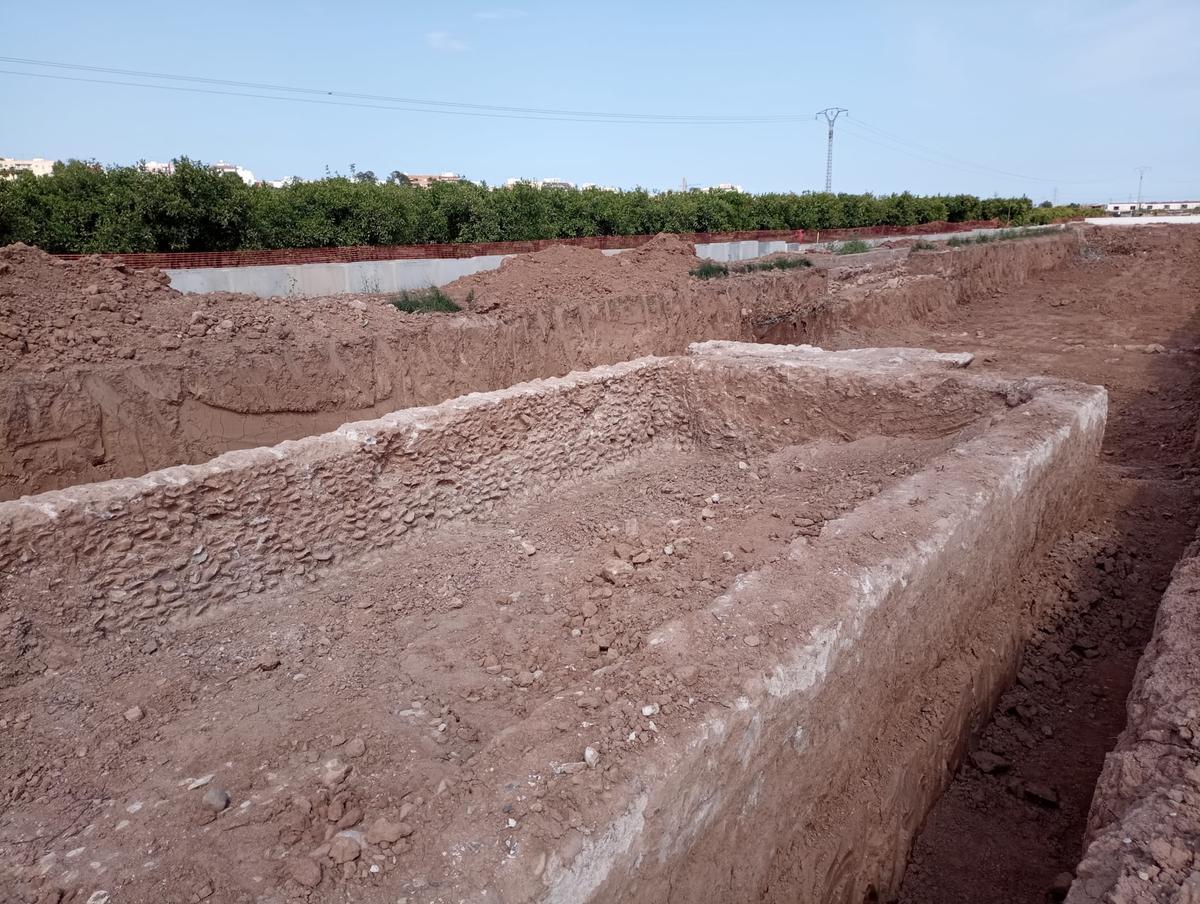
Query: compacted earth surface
2 430 954 903
862 226 1200 904
1 225 1199 903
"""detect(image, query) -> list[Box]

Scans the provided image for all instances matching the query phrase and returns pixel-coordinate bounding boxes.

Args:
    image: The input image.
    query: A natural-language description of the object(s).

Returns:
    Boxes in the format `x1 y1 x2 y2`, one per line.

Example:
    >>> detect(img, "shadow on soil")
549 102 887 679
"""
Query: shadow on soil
892 300 1200 902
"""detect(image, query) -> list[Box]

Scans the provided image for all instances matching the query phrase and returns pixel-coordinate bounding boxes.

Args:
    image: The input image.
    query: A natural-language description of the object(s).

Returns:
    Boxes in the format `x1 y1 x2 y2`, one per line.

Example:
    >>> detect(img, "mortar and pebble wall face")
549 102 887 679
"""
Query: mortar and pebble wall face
0 357 691 637
2 344 1017 646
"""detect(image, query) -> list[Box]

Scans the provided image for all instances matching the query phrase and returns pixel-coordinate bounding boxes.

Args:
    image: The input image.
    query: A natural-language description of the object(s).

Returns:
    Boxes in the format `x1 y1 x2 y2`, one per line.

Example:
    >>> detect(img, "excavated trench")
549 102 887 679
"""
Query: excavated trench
1 234 1076 500
3 227 1197 903
1 342 1104 902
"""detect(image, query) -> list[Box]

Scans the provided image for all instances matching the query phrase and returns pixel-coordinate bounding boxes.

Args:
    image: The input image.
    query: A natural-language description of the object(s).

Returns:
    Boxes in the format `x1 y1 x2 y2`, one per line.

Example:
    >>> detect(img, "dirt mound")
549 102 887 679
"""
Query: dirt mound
443 233 698 310
0 243 403 374
0 242 180 368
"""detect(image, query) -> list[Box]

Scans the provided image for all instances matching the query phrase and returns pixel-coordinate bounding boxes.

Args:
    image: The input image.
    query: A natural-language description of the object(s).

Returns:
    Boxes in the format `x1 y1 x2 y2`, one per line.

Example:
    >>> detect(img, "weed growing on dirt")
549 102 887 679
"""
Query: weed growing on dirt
911 240 937 252
690 260 730 279
942 227 1062 248
754 256 812 271
690 257 812 279
388 288 461 313
738 257 813 273
996 226 1060 241
834 239 872 255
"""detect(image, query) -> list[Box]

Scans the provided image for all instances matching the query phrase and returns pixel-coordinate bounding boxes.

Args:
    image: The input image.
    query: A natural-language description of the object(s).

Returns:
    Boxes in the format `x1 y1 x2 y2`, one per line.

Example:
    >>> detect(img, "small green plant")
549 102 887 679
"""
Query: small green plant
973 233 995 244
691 256 813 279
751 256 812 272
689 260 730 279
910 239 937 252
946 236 972 247
464 289 476 307
387 287 461 313
834 239 872 255
997 226 1058 241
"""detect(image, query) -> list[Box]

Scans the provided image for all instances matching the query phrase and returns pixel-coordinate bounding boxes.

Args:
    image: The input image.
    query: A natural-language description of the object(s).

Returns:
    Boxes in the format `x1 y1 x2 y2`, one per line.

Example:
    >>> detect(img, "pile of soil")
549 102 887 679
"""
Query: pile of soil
0 243 404 374
443 233 699 310
0 236 707 374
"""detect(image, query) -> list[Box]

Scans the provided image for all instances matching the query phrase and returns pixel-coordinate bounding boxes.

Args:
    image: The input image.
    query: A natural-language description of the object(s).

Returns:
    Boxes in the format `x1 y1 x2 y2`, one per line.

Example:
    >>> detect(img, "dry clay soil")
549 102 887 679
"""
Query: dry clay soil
874 226 1200 904
2 226 1199 904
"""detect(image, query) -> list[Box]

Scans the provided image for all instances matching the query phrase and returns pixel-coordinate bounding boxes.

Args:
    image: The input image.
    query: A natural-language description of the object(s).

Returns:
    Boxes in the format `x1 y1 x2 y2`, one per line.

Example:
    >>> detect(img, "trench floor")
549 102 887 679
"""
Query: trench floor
845 226 1200 903
2 433 956 902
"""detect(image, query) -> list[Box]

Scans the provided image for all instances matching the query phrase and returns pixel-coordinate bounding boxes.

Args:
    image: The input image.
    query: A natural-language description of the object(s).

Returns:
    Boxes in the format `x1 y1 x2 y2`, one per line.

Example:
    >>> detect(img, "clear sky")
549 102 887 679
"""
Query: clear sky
3 0 1198 203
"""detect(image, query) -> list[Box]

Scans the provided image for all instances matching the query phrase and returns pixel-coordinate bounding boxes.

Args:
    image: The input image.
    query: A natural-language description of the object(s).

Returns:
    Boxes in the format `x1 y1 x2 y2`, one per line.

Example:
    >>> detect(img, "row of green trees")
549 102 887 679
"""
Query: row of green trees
0 158 1095 254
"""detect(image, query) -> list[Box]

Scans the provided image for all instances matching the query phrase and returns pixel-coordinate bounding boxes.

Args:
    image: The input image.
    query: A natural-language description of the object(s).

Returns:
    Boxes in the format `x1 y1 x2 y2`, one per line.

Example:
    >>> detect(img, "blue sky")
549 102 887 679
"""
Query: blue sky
3 0 1198 203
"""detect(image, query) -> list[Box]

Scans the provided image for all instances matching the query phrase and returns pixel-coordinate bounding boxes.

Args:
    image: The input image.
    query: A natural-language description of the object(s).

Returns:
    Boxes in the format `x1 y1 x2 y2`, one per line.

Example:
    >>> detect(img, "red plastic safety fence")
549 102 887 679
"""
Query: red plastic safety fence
52 219 1017 271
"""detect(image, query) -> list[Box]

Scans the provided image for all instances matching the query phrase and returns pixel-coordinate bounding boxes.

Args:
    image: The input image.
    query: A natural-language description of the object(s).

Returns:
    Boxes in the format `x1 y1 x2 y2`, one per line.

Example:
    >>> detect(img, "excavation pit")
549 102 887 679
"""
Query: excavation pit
0 341 1105 903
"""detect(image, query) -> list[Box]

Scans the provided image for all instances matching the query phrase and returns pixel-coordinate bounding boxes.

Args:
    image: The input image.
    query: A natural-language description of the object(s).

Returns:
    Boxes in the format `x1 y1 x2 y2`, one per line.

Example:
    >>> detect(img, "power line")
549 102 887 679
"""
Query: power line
5 56 1171 194
838 122 1114 189
844 117 1111 186
0 56 815 124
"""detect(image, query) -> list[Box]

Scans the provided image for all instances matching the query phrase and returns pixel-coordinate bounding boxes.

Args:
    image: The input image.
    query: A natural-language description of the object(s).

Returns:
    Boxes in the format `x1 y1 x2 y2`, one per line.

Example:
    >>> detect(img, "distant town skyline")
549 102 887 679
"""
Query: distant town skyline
0 154 755 195
6 151 1200 206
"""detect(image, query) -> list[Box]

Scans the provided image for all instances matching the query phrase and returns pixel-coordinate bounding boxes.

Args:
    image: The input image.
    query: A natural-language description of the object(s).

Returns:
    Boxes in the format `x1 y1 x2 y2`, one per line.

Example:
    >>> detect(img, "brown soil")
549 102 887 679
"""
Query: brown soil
0 236 756 501
0 243 413 375
440 232 699 310
0 235 703 377
2 225 1199 903
842 226 1200 904
0 422 956 903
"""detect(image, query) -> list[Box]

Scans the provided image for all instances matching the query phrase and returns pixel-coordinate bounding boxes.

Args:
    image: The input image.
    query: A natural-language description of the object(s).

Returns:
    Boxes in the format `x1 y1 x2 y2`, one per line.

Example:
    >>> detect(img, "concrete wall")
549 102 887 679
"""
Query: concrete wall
165 227 1066 297
166 253 512 297
696 225 1068 263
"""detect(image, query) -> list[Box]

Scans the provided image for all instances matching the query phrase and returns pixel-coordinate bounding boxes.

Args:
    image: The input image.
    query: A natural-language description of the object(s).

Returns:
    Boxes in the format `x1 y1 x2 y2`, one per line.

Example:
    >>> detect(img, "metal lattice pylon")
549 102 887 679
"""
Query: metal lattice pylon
816 107 848 192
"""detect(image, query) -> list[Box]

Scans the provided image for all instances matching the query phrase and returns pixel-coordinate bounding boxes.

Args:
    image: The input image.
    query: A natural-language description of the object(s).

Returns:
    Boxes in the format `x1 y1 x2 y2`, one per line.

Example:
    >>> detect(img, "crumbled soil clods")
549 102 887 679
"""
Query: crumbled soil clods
0 243 418 374
0 432 948 903
879 225 1200 904
443 232 699 310
3 226 1200 903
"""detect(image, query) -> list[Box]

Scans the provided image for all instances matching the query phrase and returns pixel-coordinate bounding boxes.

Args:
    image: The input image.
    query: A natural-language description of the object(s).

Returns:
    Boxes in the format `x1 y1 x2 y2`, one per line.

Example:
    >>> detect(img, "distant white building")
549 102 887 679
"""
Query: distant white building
210 160 256 185
404 172 464 188
1105 200 1199 216
711 182 745 193
142 160 175 175
0 157 55 178
503 176 577 190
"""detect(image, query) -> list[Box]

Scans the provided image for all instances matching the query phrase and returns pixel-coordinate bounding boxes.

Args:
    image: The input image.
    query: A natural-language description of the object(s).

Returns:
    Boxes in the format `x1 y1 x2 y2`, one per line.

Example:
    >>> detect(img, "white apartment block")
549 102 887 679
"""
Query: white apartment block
0 157 55 178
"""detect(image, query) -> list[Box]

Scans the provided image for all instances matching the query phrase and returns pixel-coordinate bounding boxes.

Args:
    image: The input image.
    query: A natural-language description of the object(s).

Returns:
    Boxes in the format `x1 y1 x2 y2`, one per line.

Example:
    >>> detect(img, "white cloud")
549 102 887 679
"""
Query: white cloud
474 8 526 19
425 31 470 52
